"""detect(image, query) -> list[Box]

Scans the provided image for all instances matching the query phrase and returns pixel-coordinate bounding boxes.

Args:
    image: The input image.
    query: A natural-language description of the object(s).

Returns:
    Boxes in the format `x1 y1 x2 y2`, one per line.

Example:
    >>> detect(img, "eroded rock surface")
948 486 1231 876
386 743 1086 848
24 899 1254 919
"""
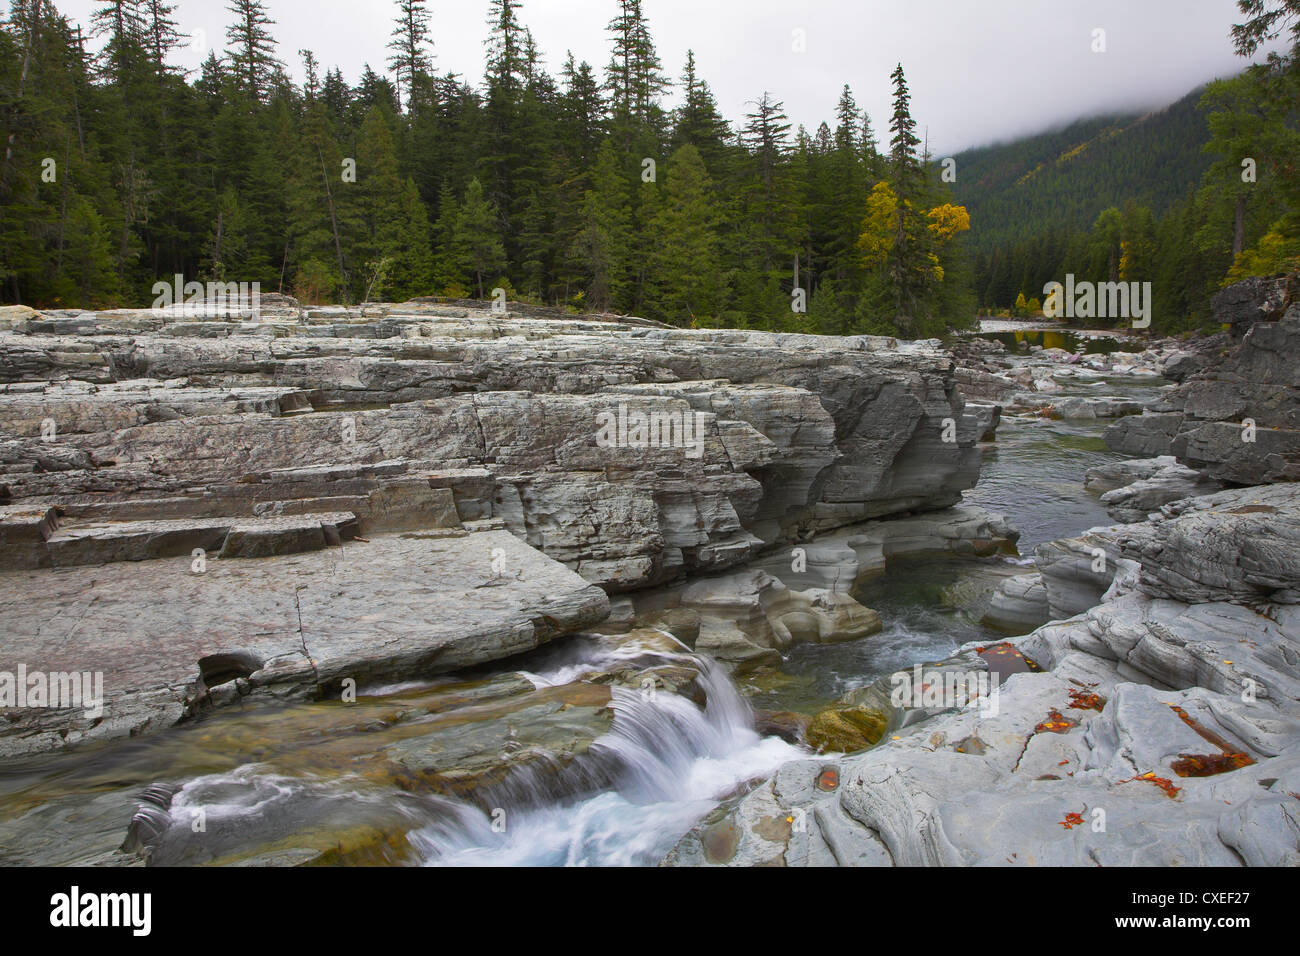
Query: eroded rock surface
0 529 608 757
1106 275 1300 483
1 305 988 594
666 482 1300 867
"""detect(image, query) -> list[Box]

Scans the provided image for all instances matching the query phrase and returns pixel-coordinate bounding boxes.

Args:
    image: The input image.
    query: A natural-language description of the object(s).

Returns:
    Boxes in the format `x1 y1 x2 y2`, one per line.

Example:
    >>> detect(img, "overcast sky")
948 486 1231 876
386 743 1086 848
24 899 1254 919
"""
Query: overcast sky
50 0 1275 155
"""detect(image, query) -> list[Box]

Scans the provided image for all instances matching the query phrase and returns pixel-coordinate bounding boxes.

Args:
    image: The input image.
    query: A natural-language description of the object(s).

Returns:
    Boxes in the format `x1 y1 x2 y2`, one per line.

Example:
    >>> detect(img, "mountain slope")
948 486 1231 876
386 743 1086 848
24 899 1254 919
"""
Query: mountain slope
951 86 1212 254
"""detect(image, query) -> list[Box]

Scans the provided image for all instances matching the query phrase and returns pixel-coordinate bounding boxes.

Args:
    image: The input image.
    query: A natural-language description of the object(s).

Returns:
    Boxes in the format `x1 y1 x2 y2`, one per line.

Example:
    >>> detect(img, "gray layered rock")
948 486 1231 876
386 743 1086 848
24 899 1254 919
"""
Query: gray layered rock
1085 456 1224 523
981 571 1050 633
1106 274 1300 484
1 306 987 592
1112 482 1300 605
1044 396 1144 421
602 503 1017 669
0 528 608 758
0 303 999 758
1035 530 1129 619
749 506 1019 593
1036 483 1300 617
679 570 882 666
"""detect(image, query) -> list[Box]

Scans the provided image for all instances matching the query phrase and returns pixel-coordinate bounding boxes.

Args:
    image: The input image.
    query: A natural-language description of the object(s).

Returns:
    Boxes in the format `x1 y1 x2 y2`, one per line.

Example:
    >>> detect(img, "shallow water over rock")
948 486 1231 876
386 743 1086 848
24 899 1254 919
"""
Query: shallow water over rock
0 359 1163 867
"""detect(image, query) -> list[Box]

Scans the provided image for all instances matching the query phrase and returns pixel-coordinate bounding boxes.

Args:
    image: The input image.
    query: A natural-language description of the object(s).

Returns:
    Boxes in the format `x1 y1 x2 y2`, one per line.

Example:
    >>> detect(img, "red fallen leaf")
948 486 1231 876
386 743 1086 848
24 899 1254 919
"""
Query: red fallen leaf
1059 808 1086 829
1171 752 1255 777
1068 688 1105 711
815 768 839 791
1035 709 1079 734
1058 759 1069 766
1123 771 1181 799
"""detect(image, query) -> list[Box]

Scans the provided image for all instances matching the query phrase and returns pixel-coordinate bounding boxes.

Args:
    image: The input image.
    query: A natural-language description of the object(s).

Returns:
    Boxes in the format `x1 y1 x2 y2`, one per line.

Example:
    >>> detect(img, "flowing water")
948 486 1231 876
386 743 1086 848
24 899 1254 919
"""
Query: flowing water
0 357 1168 867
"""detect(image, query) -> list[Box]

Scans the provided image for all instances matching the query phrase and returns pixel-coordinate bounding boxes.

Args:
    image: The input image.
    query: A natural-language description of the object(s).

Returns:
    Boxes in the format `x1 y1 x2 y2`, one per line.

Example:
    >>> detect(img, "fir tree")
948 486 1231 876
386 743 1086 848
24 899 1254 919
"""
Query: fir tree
387 0 433 109
453 177 506 298
224 0 282 102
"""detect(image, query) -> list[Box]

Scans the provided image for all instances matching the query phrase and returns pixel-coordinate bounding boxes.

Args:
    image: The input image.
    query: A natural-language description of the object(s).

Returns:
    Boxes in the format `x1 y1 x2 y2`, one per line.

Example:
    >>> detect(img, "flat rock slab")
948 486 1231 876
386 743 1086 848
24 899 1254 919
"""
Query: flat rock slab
0 529 608 757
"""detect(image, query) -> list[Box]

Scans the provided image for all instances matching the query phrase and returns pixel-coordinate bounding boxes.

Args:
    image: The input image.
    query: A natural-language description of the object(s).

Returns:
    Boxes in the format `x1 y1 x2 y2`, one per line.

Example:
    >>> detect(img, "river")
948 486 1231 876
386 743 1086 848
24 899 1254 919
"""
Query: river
0 350 1167 867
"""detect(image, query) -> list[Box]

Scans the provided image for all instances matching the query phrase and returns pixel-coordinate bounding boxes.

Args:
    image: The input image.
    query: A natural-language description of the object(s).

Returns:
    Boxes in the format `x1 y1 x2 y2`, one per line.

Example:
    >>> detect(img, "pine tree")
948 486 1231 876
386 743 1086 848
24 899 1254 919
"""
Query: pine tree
353 106 407 296
387 0 433 110
91 0 146 82
485 0 525 90
740 92 797 278
1089 207 1123 283
224 0 282 102
605 0 668 152
453 177 506 298
881 63 931 333
645 144 724 323
671 50 730 172
141 0 180 75
560 53 604 169
576 141 632 311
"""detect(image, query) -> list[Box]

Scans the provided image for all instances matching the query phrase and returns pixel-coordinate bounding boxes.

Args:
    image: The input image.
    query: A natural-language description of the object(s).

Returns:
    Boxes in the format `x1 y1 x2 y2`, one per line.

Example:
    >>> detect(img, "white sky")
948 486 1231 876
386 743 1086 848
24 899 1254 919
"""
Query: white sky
48 0 1278 154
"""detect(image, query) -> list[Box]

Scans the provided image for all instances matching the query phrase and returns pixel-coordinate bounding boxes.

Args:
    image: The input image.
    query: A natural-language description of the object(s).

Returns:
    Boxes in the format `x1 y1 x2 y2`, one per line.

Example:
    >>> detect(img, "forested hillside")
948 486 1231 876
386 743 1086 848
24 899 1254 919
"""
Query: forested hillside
957 68 1299 328
952 89 1211 255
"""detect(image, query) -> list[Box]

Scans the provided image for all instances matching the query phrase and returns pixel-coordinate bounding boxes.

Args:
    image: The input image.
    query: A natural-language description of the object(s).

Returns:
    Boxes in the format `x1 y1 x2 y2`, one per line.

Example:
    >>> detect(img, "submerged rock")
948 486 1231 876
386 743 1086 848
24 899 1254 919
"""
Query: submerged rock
680 569 882 667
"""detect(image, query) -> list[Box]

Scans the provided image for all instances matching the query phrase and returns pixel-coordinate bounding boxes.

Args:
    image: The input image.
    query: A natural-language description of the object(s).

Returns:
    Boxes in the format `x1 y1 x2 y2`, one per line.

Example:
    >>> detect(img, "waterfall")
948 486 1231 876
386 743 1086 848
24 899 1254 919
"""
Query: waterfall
410 655 803 867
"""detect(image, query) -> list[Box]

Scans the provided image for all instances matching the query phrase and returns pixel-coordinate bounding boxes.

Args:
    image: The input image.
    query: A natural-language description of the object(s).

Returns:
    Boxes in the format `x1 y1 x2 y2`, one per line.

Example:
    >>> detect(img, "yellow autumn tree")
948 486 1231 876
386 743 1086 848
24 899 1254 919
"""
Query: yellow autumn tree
926 203 971 242
1224 224 1300 284
922 203 970 281
858 181 898 269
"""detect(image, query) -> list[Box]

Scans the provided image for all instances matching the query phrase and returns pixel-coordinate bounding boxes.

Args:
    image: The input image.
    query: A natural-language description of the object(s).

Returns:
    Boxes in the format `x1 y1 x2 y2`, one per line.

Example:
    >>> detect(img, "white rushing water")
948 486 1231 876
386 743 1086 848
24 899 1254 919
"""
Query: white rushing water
411 653 804 866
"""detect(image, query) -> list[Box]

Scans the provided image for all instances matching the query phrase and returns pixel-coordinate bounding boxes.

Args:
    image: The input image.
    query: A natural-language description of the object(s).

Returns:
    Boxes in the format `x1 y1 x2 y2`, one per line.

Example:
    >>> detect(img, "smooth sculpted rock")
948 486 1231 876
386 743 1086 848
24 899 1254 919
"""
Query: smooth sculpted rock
1085 456 1224 524
666 482 1300 867
0 529 608 757
681 569 882 667
982 572 1050 634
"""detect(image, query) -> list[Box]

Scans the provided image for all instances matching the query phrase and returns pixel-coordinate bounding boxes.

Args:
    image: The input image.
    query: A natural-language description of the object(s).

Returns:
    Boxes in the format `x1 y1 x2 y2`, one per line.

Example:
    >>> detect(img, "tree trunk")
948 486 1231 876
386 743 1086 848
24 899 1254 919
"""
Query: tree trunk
3 0 46 173
213 209 224 273
317 145 346 300
56 133 70 274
